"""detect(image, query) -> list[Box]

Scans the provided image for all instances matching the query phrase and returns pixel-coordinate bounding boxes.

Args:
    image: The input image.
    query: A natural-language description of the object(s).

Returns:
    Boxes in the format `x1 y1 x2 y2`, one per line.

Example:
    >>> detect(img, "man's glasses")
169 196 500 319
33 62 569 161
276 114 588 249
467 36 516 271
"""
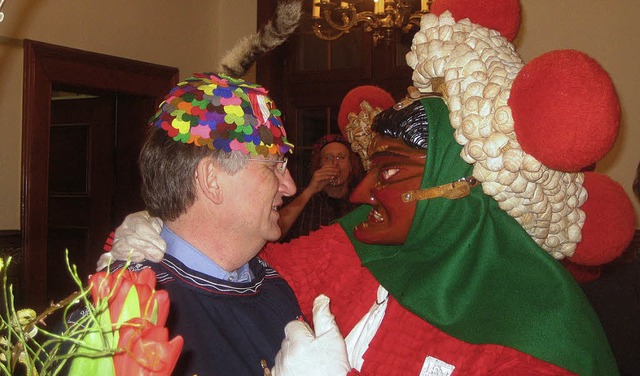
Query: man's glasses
321 154 348 164
246 157 288 174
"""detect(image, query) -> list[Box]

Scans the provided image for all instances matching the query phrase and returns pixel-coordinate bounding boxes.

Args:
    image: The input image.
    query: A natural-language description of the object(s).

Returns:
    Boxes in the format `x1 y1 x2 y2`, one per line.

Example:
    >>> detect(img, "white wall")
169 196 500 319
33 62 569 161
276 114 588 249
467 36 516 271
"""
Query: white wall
515 1 640 225
0 0 257 229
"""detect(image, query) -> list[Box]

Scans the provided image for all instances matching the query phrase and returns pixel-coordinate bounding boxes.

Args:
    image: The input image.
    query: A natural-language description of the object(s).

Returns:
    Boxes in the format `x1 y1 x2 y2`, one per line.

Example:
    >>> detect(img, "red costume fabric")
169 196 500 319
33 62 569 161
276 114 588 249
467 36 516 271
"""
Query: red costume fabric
262 224 575 375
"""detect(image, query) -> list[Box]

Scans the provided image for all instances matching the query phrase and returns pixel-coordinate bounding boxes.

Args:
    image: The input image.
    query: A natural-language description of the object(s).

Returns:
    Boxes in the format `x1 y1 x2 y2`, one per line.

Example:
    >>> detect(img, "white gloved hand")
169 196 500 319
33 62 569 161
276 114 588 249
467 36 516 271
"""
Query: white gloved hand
271 294 351 376
96 211 166 270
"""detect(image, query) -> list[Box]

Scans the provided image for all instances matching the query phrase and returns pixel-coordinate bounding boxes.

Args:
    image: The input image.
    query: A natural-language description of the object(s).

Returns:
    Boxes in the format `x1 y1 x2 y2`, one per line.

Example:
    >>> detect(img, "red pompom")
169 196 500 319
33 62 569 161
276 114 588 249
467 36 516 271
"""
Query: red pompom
509 50 620 172
338 86 395 135
570 172 635 266
430 0 521 41
560 259 602 283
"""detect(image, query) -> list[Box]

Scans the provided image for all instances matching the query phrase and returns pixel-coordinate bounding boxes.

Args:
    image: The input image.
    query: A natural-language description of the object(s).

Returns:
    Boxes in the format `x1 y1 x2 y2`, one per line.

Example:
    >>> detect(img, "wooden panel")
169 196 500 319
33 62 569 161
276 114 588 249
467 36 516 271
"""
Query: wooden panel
47 228 88 302
48 125 89 194
22 40 179 310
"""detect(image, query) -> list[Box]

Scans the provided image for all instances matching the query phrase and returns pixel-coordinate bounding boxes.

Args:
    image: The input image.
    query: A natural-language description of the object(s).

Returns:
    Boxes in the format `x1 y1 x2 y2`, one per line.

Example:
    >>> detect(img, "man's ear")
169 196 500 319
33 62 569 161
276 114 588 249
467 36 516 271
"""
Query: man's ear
196 157 223 204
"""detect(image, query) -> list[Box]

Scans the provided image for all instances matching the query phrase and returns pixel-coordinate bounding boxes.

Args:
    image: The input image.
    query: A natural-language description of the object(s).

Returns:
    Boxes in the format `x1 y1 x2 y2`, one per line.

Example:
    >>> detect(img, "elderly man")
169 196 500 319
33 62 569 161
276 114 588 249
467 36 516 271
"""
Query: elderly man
101 73 303 376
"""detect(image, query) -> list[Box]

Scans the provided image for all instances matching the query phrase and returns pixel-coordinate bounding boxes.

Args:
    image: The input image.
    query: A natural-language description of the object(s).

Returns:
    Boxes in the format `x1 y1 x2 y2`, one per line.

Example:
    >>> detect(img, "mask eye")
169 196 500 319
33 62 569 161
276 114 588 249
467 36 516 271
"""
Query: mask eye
381 168 400 181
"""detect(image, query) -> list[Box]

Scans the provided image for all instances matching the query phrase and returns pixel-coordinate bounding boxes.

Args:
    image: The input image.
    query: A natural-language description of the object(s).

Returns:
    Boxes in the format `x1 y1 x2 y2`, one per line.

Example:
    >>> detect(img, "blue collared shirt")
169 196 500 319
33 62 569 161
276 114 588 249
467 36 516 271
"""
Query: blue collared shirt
162 225 254 283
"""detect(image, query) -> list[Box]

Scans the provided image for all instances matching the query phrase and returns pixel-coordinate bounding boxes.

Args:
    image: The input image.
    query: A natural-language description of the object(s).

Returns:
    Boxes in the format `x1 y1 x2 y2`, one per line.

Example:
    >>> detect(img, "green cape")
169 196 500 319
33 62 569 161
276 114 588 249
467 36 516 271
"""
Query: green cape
339 97 618 375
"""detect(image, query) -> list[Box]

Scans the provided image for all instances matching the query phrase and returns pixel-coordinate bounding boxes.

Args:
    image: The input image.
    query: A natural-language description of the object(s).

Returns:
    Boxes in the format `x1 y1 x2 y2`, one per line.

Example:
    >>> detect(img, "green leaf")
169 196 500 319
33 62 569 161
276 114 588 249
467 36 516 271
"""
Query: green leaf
67 351 115 376
117 287 141 327
67 318 116 376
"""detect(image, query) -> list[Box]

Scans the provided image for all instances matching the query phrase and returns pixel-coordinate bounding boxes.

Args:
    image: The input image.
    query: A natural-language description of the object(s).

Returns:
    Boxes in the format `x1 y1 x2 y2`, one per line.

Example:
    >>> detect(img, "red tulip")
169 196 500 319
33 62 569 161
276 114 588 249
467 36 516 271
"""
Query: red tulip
70 268 180 375
89 268 169 326
114 318 184 376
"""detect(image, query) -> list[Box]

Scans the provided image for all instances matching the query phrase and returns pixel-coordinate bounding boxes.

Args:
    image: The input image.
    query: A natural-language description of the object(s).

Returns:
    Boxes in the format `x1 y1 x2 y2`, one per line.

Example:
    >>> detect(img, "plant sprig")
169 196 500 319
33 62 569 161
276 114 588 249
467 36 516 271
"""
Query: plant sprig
0 251 117 376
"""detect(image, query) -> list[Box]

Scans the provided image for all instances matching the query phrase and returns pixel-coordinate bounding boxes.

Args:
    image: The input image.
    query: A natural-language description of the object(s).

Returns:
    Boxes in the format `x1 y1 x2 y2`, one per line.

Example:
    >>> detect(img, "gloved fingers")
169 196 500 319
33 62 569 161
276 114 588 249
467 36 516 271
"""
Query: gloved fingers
312 294 338 337
96 252 114 271
127 211 163 234
109 210 167 264
115 211 165 251
283 320 315 342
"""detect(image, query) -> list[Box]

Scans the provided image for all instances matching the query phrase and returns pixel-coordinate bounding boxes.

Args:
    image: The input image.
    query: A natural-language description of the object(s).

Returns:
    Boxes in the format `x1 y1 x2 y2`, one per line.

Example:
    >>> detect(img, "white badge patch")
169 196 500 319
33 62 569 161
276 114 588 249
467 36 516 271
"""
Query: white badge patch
419 356 455 376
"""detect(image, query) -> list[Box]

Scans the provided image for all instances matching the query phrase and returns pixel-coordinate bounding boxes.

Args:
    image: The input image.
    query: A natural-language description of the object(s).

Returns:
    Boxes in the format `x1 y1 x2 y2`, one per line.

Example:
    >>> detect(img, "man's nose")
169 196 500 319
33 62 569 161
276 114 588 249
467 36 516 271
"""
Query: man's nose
279 168 297 197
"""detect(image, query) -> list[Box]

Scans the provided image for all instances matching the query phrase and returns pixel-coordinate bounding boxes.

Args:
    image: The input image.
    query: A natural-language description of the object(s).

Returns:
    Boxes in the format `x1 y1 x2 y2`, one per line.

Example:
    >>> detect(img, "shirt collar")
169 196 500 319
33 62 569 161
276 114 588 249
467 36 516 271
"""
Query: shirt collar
161 225 254 283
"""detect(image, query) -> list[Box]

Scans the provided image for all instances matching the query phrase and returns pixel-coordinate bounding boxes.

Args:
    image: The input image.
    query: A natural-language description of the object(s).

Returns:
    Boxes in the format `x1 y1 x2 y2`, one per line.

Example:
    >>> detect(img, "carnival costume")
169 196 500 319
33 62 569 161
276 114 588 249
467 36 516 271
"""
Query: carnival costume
262 95 620 375
105 0 636 374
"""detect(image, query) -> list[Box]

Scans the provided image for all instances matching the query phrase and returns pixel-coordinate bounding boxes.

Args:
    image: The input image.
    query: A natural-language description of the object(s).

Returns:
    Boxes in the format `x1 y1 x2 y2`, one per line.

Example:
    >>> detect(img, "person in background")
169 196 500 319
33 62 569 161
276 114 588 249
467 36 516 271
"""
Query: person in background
278 134 363 241
278 85 396 242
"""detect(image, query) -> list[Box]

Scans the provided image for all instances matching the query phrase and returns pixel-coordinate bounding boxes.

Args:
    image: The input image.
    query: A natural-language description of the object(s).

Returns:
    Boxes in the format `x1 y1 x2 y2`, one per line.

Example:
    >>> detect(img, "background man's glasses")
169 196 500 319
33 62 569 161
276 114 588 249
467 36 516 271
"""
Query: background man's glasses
321 154 347 164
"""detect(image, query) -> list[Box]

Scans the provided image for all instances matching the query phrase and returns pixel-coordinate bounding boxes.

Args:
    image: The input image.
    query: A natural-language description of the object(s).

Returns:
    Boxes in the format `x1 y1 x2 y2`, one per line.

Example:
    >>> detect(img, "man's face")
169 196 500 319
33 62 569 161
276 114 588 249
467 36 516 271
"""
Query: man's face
226 157 296 248
349 134 426 244
320 142 352 187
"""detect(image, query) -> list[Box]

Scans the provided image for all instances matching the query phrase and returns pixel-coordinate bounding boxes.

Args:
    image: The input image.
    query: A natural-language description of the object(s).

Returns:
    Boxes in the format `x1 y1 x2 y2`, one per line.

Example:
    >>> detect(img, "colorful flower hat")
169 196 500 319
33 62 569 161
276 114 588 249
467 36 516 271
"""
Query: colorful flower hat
150 72 293 157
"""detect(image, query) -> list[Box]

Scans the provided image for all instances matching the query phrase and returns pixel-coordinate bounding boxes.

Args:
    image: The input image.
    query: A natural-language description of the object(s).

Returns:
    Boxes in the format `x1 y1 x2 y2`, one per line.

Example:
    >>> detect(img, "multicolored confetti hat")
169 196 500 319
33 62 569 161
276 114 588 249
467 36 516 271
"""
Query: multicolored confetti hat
150 72 293 157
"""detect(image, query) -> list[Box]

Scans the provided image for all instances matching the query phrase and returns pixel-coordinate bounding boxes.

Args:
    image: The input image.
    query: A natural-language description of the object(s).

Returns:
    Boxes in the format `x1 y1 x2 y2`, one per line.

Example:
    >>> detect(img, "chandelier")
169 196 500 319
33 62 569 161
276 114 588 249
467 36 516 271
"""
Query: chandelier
312 0 431 45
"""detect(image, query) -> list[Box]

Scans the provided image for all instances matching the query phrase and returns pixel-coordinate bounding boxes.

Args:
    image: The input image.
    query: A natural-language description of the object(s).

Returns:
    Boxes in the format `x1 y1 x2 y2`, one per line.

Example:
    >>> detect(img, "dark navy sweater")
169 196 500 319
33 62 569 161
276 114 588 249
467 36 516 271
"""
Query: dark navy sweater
115 255 302 376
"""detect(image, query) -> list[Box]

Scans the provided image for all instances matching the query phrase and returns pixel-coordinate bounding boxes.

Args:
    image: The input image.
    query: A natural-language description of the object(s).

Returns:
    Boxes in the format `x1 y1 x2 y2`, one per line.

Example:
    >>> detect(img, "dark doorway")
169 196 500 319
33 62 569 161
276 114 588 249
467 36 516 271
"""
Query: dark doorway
22 40 179 310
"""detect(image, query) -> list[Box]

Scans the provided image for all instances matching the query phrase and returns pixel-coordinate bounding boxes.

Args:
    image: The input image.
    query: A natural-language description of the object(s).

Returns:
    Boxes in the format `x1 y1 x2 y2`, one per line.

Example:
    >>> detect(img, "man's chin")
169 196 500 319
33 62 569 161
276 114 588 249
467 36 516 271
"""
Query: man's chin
265 227 282 243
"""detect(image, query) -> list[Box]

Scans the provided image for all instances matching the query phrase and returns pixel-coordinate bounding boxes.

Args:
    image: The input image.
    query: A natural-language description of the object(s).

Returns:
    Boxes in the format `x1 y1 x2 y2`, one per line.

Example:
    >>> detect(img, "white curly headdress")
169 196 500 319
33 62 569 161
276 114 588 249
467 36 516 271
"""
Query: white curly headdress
342 0 634 267
407 10 585 259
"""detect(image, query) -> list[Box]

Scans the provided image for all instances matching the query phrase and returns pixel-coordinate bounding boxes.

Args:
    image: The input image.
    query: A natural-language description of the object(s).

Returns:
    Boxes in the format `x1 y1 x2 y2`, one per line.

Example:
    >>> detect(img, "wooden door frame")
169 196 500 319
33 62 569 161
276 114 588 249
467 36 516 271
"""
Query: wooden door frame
22 40 178 309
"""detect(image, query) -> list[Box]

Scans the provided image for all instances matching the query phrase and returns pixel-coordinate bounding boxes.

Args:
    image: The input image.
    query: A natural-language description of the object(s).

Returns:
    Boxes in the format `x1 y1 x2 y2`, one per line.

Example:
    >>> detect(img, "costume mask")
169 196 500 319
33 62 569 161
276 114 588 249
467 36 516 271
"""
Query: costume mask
350 135 425 244
349 98 435 245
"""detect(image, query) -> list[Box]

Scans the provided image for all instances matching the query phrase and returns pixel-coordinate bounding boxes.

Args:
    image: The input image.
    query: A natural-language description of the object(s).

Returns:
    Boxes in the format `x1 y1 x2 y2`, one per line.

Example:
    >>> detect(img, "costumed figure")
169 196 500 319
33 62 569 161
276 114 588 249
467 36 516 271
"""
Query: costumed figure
104 0 636 375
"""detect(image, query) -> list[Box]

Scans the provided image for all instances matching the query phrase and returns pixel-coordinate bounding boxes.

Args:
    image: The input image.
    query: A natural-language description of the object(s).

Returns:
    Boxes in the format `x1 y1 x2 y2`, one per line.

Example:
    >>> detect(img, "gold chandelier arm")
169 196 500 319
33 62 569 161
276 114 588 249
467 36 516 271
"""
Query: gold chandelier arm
312 1 428 44
354 11 380 30
320 7 358 32
312 23 346 41
318 6 380 33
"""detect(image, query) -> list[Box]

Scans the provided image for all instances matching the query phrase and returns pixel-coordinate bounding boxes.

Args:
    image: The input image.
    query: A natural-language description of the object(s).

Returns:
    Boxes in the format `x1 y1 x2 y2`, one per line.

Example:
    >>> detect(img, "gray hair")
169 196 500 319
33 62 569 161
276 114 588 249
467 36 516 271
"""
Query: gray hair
139 127 248 221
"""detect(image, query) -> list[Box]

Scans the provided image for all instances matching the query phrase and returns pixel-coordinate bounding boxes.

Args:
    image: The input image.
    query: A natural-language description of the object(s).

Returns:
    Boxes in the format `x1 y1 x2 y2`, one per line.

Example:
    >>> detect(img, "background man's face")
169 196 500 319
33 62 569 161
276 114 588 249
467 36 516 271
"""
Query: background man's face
320 142 352 187
350 135 426 244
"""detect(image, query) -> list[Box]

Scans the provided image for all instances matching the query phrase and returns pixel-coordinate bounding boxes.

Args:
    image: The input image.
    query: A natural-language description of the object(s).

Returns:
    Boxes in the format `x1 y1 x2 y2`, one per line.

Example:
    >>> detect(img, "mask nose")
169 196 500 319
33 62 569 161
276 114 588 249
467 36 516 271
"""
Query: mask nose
349 172 377 205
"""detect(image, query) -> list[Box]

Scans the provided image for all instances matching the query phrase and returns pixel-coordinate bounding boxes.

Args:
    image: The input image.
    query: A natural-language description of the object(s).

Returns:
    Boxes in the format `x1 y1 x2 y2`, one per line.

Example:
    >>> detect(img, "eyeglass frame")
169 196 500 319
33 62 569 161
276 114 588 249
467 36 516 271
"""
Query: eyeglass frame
245 156 289 174
321 154 348 164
